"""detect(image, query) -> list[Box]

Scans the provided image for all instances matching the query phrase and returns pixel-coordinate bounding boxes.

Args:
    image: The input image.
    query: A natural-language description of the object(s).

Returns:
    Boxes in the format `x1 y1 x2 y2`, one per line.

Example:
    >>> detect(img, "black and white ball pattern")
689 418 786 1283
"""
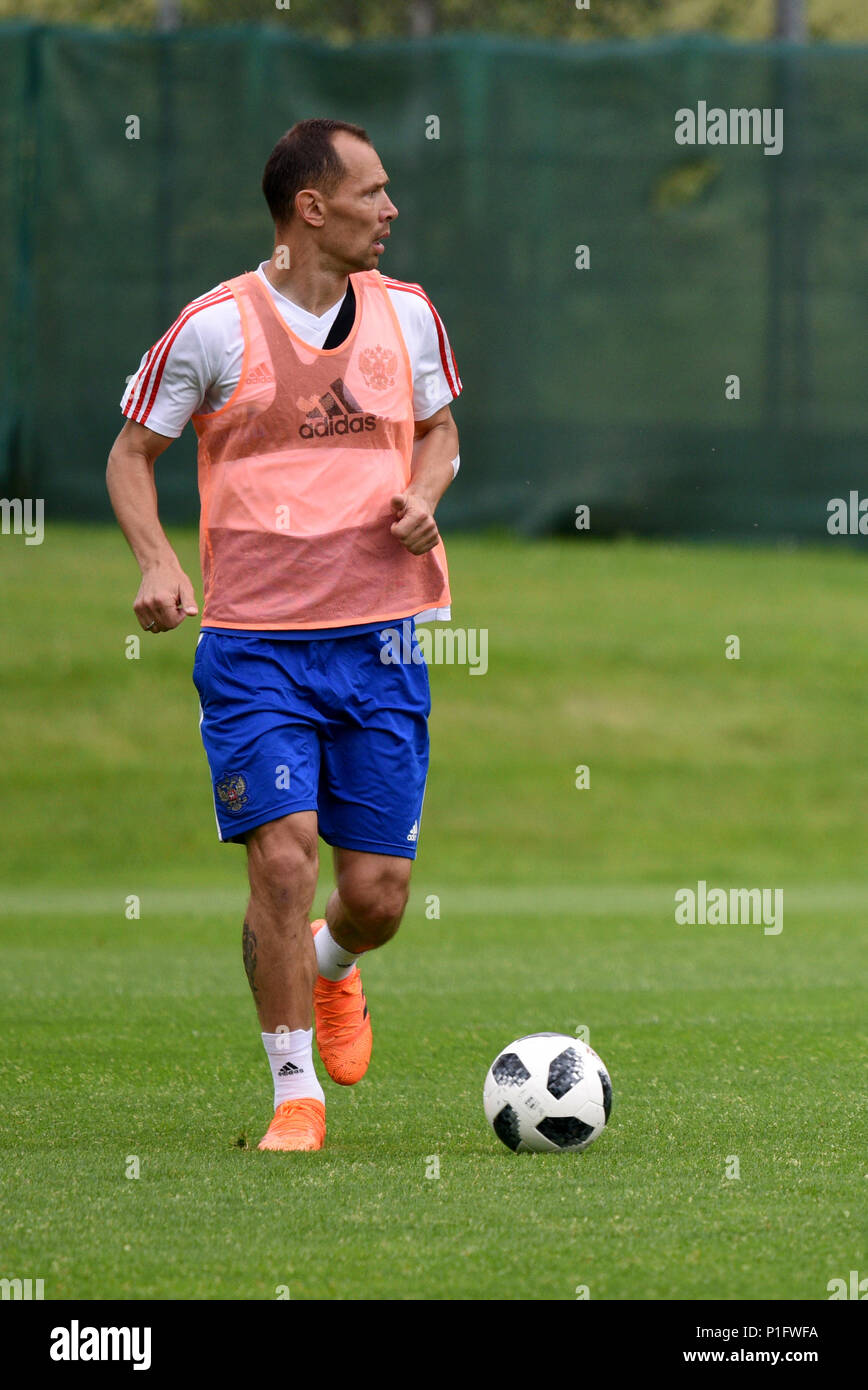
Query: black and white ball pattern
484 1033 612 1154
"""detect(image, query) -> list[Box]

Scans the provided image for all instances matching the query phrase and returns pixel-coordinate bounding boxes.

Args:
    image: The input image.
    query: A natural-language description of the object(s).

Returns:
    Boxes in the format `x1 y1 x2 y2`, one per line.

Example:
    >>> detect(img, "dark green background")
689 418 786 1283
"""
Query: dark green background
1 27 865 538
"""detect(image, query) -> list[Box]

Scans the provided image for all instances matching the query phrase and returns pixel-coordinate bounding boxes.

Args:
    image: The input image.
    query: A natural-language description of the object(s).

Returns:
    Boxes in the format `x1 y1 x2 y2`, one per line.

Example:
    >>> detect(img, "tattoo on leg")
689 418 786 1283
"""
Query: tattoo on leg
242 918 259 1000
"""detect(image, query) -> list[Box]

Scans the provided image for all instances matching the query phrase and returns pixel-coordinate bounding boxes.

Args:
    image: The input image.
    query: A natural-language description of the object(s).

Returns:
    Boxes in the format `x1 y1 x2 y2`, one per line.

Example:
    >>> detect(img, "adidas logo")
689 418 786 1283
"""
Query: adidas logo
297 378 377 439
278 1060 302 1076
406 820 418 843
247 361 274 385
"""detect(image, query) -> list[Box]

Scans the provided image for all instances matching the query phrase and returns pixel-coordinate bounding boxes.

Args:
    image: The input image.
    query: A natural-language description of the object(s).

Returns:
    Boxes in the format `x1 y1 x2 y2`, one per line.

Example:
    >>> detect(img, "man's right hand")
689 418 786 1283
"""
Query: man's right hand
134 563 199 634
107 419 194 634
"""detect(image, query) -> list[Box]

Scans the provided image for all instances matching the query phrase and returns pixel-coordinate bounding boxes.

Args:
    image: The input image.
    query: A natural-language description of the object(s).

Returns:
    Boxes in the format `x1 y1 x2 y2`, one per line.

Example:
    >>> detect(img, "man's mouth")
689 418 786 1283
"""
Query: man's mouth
372 231 390 252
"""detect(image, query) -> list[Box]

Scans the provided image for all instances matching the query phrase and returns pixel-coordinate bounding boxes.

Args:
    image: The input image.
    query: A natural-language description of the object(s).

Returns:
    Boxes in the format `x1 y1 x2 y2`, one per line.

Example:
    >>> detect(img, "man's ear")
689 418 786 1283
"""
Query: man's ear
295 189 326 228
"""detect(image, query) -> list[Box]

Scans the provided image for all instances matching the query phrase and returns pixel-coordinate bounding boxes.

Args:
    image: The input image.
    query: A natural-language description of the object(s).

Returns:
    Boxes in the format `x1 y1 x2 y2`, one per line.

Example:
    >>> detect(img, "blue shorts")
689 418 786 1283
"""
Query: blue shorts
191 622 431 857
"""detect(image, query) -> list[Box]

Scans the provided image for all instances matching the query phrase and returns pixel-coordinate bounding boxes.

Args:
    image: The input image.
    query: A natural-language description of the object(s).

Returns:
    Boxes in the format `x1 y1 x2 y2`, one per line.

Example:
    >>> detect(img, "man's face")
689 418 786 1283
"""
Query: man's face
317 133 398 271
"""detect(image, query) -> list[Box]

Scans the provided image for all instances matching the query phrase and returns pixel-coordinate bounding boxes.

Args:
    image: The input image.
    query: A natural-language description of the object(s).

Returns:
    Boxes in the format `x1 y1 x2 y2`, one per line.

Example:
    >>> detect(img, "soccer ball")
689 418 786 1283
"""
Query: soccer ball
484 1033 612 1154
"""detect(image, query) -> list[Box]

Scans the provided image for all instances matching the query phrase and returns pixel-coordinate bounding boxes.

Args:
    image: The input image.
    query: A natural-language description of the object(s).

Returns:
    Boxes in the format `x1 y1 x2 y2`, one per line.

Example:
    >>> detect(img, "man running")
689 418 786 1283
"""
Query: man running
106 118 462 1152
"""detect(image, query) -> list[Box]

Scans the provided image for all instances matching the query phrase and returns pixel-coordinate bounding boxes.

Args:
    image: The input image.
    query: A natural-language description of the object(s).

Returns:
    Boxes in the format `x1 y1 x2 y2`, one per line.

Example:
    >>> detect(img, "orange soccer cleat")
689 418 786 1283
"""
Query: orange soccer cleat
311 918 373 1086
257 1097 326 1152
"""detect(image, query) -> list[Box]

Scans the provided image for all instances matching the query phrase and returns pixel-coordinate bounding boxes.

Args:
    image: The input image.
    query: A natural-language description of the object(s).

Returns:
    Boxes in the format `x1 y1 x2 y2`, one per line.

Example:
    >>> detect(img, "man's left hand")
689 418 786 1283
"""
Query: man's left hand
390 492 440 555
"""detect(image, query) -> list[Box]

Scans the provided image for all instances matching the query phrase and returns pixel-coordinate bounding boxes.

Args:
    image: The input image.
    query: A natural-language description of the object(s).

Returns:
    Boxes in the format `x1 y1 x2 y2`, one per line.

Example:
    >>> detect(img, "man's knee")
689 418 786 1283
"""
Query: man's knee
338 860 411 944
246 814 319 906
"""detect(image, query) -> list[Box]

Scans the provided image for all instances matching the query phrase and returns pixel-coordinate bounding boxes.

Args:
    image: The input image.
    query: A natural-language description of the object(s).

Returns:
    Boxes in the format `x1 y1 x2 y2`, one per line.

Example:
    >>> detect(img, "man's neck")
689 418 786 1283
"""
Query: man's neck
262 253 349 319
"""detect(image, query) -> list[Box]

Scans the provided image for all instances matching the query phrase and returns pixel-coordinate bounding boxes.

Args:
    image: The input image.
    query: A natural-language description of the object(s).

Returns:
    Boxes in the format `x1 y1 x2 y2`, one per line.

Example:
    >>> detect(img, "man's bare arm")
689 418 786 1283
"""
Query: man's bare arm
390 404 459 555
106 419 199 634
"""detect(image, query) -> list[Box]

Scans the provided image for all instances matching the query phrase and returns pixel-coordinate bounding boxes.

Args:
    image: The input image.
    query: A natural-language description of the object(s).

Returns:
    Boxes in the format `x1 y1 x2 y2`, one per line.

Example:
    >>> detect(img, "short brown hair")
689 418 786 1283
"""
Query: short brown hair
262 118 372 225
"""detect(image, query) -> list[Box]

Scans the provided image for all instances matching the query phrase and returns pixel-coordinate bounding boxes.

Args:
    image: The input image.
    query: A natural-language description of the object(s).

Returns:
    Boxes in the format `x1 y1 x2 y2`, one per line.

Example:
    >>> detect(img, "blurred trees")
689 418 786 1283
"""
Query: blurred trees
0 0 863 41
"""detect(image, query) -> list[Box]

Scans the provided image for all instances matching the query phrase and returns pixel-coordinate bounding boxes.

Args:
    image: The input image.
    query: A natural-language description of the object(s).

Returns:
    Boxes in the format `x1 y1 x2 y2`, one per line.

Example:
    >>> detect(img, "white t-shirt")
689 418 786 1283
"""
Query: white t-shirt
120 263 462 626
121 262 462 456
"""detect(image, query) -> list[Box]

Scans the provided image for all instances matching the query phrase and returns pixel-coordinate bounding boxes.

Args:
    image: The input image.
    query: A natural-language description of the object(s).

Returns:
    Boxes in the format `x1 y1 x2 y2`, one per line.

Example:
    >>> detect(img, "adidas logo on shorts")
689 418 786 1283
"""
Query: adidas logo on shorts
406 820 418 843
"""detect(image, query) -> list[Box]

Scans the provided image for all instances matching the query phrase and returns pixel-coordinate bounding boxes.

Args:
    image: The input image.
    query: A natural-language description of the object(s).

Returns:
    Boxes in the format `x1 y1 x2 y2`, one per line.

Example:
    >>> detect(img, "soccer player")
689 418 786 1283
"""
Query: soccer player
106 119 461 1152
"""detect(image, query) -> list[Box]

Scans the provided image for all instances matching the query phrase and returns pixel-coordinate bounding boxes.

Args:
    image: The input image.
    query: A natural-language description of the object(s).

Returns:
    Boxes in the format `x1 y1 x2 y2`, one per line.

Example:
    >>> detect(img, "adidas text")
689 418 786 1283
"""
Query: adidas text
299 415 376 439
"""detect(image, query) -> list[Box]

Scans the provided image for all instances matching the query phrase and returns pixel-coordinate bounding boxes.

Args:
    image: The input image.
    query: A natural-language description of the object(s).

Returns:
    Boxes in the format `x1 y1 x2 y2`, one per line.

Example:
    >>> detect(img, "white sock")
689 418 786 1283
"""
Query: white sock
314 922 361 982
262 1029 325 1109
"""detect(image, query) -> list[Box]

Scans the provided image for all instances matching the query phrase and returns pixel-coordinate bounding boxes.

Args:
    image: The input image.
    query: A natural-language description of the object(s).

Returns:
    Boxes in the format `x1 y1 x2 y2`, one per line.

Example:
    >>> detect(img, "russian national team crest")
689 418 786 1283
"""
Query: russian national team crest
216 772 249 814
358 345 397 390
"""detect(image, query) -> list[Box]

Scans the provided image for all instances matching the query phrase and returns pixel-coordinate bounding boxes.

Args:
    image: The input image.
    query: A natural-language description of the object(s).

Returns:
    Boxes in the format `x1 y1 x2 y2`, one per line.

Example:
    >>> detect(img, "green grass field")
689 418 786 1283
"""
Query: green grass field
1 526 866 1300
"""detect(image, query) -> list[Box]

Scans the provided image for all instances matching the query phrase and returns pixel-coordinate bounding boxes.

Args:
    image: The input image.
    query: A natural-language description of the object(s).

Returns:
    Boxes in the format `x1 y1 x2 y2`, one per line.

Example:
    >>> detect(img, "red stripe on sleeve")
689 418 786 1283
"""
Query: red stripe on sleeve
382 278 462 398
127 288 233 425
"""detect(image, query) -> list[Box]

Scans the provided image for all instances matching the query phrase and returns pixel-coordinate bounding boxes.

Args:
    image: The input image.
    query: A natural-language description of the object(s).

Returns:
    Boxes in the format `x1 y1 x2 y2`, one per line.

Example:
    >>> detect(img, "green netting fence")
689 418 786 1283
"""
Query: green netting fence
1 26 865 538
